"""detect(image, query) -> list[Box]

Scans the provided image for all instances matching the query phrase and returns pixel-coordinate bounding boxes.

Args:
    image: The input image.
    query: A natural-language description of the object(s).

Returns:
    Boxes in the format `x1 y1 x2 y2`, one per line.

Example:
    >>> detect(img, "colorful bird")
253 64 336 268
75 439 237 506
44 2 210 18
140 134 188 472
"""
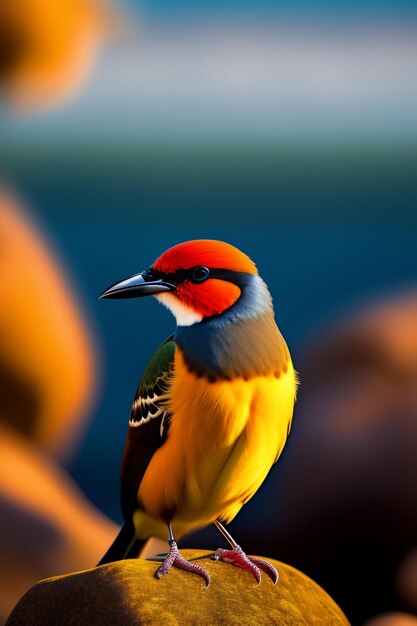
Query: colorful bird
98 240 297 587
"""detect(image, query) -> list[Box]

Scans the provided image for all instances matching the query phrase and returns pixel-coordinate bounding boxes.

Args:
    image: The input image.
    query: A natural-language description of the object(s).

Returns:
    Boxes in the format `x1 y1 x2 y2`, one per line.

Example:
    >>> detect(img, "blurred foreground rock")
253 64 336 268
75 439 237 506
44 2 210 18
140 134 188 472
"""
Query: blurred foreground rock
0 190 96 459
364 613 417 626
0 426 117 625
0 190 116 624
6 550 350 626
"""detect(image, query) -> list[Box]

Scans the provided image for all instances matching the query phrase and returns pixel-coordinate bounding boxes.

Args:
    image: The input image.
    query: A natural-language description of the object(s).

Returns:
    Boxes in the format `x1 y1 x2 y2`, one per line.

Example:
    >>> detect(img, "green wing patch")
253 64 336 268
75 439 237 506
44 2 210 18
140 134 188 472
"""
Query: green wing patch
129 338 175 429
121 338 176 520
138 339 176 396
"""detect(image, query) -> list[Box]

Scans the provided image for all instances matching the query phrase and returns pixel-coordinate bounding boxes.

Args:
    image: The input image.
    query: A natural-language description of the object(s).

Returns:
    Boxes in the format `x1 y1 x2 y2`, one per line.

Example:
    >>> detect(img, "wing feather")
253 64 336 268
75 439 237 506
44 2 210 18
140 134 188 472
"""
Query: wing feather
120 336 175 520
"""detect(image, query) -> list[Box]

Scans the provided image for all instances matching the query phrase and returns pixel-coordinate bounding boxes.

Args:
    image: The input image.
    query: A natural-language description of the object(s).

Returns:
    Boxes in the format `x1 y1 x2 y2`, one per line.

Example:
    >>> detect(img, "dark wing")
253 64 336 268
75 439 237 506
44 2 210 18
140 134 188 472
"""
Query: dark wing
120 336 175 521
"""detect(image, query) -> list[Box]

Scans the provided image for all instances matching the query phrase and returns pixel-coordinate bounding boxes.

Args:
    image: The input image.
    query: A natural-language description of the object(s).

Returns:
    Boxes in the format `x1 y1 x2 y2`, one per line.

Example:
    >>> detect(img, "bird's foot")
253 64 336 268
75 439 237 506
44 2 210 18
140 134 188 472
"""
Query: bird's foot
154 541 210 588
211 545 279 585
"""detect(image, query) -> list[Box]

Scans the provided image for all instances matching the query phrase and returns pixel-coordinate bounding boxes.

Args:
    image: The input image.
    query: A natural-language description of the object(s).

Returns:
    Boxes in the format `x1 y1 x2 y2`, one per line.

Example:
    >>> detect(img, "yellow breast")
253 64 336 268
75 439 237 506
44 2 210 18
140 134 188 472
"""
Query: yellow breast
136 349 296 540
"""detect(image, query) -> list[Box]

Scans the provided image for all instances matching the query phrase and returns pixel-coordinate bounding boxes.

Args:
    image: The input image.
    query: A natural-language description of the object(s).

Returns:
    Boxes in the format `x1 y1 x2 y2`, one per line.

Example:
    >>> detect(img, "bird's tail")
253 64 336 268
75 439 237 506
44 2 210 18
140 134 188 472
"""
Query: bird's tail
97 520 146 566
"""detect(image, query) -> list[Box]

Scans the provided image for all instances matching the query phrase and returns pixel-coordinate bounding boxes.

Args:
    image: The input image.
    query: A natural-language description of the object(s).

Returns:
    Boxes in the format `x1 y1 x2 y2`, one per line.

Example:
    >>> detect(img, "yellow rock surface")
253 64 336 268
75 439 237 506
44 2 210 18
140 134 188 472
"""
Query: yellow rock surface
6 550 350 625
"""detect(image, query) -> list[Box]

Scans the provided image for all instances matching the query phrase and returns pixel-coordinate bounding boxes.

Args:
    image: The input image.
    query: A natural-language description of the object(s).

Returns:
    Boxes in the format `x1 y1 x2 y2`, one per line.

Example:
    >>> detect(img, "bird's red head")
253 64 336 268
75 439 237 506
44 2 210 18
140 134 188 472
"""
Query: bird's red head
153 240 257 276
100 240 258 326
152 240 257 324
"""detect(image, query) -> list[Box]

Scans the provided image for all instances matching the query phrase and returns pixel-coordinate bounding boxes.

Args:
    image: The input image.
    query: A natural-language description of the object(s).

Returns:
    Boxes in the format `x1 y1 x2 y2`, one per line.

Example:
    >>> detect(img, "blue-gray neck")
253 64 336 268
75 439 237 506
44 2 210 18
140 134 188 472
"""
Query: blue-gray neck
174 275 288 380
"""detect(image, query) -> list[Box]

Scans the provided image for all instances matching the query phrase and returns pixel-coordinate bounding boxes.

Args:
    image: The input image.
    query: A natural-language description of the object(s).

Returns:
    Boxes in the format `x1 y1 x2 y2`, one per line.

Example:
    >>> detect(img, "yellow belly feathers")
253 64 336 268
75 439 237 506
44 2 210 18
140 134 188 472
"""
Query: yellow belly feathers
134 349 296 541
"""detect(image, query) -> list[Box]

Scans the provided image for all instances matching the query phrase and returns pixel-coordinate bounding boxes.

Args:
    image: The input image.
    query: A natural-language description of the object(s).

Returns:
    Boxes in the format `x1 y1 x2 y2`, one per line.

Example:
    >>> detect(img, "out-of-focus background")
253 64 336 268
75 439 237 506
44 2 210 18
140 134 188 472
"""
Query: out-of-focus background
0 0 416 624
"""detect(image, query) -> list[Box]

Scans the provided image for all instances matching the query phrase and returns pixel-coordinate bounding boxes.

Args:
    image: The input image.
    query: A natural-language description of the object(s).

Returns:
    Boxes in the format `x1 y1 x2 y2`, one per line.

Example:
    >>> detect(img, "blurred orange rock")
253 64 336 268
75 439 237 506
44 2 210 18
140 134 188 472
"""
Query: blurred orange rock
0 190 115 624
0 189 96 459
396 549 417 613
364 613 417 626
0 0 115 111
0 425 118 625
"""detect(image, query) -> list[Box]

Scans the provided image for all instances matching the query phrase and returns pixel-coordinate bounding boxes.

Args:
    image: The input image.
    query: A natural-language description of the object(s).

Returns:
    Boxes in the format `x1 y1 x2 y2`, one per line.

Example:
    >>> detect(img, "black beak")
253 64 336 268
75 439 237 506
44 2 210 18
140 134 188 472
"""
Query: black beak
99 271 175 300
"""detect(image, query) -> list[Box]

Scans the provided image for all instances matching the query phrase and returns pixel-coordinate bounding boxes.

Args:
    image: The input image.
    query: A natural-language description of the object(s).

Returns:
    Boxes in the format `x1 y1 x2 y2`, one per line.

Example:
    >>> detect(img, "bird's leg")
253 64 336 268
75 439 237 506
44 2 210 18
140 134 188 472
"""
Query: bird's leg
211 520 279 585
154 524 210 588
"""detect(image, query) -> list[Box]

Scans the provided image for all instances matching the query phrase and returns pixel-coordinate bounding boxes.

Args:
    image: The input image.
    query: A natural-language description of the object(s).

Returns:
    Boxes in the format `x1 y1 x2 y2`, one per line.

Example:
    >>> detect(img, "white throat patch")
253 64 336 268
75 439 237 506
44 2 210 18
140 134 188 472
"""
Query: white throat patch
155 292 202 327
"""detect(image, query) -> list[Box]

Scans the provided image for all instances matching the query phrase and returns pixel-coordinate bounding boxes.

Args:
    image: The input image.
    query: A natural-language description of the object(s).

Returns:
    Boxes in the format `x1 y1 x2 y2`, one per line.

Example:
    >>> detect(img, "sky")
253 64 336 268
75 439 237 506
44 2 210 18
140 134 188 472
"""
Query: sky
130 0 417 12
2 18 417 147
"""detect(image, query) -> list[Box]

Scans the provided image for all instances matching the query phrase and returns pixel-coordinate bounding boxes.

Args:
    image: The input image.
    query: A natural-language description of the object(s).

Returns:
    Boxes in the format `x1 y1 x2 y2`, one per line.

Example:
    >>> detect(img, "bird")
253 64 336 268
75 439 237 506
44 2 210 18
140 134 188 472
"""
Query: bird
97 239 297 587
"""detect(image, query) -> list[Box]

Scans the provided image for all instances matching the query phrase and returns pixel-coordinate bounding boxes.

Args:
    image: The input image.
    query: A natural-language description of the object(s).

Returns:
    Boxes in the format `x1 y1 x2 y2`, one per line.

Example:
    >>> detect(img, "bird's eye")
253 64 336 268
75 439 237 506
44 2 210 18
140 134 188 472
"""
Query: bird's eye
191 266 210 283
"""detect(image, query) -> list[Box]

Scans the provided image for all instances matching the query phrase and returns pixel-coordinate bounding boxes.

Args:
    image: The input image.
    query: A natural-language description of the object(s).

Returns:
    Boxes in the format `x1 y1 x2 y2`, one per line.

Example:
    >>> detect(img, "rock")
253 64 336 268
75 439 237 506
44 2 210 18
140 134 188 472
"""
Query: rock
364 613 417 626
0 190 110 624
396 549 417 613
0 0 115 111
0 190 96 459
6 551 350 626
0 425 117 625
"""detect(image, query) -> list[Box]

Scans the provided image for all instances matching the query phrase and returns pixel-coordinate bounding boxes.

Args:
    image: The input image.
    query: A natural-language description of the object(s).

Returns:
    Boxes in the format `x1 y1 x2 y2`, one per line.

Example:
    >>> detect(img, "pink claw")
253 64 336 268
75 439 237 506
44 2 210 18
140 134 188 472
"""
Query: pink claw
249 556 279 585
211 545 278 585
155 541 210 588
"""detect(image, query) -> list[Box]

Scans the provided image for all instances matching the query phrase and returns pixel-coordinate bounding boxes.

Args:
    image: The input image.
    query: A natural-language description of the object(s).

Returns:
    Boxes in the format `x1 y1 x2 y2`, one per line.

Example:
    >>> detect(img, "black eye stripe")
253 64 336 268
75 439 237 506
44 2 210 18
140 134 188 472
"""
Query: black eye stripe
150 266 211 284
148 267 253 288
